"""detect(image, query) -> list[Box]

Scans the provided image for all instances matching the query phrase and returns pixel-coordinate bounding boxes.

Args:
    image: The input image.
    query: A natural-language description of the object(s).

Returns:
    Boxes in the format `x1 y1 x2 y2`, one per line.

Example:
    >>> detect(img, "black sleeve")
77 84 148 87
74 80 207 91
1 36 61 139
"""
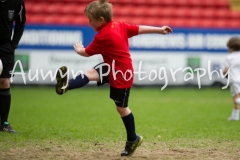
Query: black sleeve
11 0 26 49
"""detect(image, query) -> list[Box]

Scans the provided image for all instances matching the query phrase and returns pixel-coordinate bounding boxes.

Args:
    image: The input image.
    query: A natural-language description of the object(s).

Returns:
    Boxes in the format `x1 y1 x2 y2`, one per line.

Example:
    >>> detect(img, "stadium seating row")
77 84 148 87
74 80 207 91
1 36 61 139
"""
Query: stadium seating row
26 14 89 25
25 2 86 15
26 14 240 28
111 0 229 8
25 2 240 20
24 0 240 28
114 17 240 28
113 6 240 19
24 0 229 8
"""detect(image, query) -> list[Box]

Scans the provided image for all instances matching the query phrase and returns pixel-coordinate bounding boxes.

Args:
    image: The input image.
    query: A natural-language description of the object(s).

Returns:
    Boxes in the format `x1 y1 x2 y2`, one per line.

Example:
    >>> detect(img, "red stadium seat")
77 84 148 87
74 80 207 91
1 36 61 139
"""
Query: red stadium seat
158 18 172 26
228 20 240 28
187 8 202 18
30 2 49 14
113 16 132 23
141 18 159 26
215 0 229 8
112 5 122 16
58 14 89 25
183 19 200 28
133 0 148 5
197 19 214 28
229 11 240 19
131 6 149 17
173 7 189 18
214 19 228 28
60 3 85 15
185 0 202 7
55 15 87 25
45 2 65 14
118 0 132 5
175 0 189 7
115 17 128 23
147 0 162 6
144 6 162 17
25 2 35 13
201 0 216 8
158 7 176 18
200 9 215 19
214 9 232 19
26 14 47 24
41 14 59 24
161 0 177 6
113 5 134 17
70 15 89 25
171 18 188 27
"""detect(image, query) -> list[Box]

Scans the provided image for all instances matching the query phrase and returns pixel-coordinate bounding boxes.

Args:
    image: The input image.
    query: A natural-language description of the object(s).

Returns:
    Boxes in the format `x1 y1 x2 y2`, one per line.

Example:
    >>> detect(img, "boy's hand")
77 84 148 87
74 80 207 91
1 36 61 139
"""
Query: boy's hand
160 26 172 35
73 42 89 57
74 42 84 52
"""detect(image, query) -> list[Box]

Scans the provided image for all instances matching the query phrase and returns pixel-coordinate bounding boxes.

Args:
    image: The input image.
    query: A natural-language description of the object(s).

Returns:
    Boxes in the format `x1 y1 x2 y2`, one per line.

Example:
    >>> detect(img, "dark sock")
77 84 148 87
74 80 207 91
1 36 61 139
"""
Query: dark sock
0 89 11 125
121 112 137 142
67 74 89 90
0 96 3 124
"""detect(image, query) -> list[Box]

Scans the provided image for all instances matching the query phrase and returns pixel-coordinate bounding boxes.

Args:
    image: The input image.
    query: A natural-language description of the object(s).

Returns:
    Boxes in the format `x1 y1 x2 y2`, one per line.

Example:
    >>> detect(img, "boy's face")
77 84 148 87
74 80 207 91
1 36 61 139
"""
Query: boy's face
228 48 234 53
87 16 105 32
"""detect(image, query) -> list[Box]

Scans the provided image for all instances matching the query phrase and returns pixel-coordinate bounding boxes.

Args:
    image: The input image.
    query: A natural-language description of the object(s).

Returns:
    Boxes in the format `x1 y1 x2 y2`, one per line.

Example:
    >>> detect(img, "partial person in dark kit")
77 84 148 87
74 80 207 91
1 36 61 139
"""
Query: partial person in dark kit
0 0 26 133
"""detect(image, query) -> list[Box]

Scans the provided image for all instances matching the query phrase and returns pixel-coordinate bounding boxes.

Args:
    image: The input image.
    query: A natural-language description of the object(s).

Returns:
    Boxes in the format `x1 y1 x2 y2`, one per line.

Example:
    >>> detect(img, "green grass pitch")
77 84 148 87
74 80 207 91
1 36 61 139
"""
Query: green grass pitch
0 86 240 159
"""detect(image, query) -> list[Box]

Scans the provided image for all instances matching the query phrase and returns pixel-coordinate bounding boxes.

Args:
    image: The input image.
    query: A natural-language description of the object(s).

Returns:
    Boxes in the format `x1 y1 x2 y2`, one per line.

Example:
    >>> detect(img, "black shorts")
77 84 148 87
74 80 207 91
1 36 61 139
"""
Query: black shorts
110 86 130 107
94 62 131 107
0 42 15 78
0 42 15 62
94 62 110 86
0 61 14 78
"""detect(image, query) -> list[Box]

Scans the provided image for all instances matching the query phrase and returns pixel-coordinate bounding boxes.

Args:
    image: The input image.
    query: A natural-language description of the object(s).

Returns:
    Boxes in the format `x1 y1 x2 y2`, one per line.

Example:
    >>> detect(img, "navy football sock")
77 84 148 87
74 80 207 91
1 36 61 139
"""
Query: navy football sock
67 74 89 90
121 112 137 142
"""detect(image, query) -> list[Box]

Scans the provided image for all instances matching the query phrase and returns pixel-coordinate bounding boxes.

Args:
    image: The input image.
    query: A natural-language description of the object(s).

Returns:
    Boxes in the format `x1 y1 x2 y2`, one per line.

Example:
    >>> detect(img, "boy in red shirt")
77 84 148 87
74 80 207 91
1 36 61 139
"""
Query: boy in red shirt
55 0 172 156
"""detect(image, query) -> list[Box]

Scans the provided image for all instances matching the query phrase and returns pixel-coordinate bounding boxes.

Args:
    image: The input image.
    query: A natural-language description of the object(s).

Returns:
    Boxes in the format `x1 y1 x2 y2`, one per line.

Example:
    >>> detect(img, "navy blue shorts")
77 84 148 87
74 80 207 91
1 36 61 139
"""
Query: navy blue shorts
94 62 131 107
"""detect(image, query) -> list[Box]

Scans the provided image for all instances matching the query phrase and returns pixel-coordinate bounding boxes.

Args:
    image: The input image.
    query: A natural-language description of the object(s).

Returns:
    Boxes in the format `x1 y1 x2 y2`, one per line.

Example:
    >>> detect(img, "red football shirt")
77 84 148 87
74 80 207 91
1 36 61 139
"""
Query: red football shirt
85 21 139 88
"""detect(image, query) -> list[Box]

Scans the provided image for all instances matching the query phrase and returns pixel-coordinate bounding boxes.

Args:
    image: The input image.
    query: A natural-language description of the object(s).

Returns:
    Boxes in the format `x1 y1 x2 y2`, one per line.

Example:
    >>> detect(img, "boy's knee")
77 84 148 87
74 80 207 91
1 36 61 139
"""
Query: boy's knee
84 69 99 81
236 97 240 105
0 78 10 88
116 106 131 117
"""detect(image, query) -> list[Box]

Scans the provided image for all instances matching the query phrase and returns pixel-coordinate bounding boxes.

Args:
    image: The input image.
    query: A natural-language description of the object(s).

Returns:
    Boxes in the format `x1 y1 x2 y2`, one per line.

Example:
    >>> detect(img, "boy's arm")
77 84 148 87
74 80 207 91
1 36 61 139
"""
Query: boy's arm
222 57 230 78
73 42 89 57
223 67 229 75
138 25 172 35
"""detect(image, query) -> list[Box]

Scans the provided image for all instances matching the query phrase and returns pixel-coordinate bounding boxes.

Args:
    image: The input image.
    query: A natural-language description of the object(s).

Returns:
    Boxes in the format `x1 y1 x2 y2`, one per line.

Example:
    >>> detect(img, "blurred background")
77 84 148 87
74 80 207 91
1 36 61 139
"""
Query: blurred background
14 0 240 88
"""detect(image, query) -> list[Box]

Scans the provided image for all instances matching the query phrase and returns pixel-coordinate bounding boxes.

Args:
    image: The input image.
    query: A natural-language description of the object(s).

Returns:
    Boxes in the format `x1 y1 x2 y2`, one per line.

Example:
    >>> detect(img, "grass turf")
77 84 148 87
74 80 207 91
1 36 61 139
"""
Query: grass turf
0 86 239 150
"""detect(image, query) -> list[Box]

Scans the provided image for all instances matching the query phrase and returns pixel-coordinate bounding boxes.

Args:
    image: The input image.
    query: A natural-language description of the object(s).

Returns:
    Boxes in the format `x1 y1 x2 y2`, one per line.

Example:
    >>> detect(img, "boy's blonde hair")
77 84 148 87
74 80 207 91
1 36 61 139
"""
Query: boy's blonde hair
84 0 113 22
227 37 240 51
